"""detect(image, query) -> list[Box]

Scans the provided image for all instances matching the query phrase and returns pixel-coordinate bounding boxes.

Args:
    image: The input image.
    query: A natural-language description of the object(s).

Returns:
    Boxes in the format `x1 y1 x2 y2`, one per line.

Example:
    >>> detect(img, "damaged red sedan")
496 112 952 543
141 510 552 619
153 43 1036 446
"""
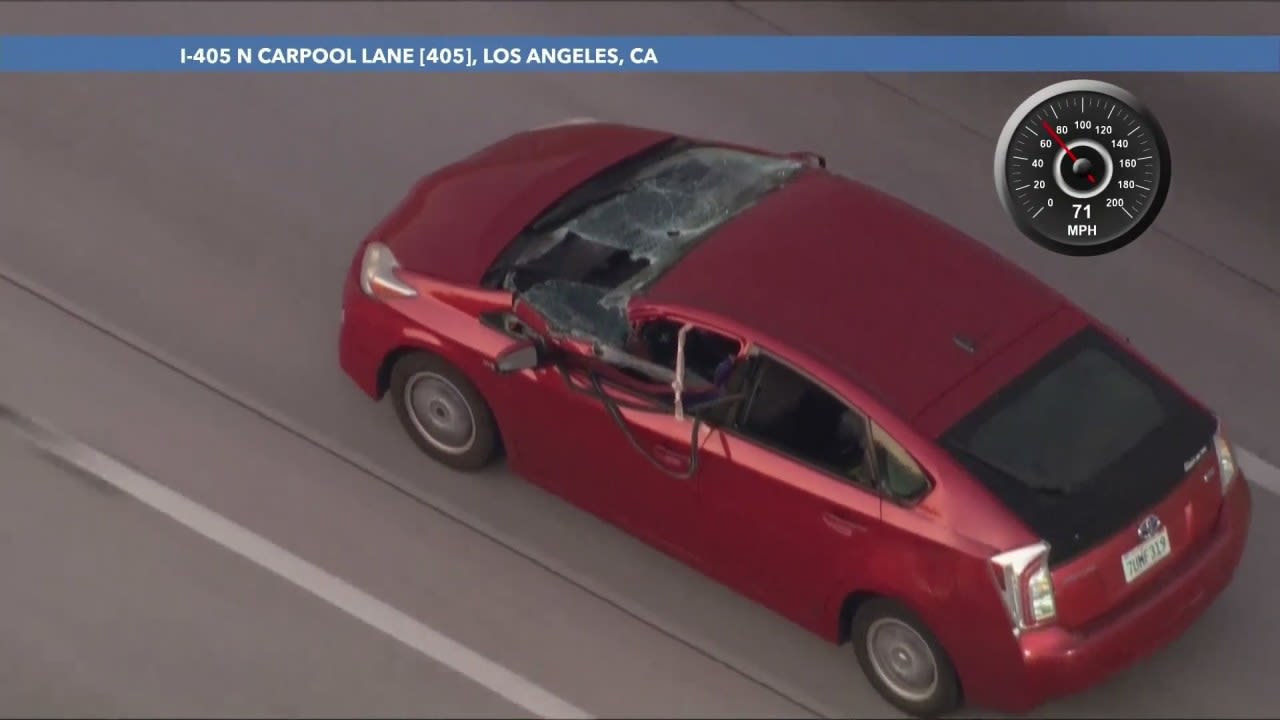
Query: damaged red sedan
338 120 1251 717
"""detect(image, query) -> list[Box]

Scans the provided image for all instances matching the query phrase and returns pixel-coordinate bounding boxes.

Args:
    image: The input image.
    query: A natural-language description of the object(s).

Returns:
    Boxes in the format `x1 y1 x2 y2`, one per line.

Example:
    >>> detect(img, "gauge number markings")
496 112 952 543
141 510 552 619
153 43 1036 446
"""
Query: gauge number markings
1008 94 1157 241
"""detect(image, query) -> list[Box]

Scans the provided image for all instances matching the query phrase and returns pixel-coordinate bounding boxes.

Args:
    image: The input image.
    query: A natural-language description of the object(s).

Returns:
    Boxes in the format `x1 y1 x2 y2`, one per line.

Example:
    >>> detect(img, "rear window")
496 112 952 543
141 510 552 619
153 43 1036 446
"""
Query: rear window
941 327 1216 564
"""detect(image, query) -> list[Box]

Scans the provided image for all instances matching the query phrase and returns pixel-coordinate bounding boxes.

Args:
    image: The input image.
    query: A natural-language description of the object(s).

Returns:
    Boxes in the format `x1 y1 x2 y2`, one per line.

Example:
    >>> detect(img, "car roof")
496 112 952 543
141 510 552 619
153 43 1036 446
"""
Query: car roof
642 169 1067 421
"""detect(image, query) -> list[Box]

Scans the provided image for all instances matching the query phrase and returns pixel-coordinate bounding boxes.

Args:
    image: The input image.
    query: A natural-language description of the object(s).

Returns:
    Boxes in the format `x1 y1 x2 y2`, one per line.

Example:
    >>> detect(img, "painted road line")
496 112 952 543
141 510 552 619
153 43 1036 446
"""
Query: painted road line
0 405 592 720
1240 447 1280 497
0 265 835 719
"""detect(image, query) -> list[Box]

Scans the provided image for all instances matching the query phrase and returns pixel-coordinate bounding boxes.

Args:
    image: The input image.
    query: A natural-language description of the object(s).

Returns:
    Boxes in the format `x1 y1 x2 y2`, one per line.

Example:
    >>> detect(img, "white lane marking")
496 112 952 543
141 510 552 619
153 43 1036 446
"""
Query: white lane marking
0 408 591 720
1240 448 1280 497
0 267 833 718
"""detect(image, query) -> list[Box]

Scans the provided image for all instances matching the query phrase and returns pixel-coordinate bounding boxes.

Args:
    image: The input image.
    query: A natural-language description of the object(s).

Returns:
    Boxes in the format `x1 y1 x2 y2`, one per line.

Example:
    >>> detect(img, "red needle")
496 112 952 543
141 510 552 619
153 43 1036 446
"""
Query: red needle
1041 120 1096 184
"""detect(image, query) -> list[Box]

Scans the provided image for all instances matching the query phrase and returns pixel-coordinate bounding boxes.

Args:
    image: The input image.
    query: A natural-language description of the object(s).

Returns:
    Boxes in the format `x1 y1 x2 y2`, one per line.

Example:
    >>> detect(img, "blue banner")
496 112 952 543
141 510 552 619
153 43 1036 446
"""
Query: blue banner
0 36 1276 73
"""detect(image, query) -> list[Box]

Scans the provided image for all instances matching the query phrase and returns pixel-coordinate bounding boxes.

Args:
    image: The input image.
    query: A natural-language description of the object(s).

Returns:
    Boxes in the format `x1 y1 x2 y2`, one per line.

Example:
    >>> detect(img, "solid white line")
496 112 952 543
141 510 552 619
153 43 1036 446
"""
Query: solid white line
0 267 837 719
2 409 591 720
1240 447 1280 497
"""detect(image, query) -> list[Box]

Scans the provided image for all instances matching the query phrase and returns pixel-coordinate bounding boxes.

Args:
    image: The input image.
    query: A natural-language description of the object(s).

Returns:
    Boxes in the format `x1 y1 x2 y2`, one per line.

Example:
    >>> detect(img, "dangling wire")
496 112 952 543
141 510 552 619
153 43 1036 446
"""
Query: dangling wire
550 358 743 480
589 370 704 480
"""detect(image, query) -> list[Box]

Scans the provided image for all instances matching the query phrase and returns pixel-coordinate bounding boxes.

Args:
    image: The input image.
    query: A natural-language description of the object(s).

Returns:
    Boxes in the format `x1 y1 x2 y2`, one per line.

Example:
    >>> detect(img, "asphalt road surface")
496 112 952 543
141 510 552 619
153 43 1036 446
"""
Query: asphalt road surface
0 426 534 719
0 1 1278 717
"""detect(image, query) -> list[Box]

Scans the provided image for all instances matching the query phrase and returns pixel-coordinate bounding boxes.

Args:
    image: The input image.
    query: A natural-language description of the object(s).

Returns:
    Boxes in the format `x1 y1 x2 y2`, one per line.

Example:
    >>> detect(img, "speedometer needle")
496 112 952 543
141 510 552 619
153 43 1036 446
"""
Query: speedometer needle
1041 120 1097 184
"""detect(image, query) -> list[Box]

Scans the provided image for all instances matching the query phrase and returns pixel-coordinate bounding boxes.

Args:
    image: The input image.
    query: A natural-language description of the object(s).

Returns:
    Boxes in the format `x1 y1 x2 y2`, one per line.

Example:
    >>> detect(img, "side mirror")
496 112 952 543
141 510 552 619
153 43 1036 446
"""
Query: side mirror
493 341 545 374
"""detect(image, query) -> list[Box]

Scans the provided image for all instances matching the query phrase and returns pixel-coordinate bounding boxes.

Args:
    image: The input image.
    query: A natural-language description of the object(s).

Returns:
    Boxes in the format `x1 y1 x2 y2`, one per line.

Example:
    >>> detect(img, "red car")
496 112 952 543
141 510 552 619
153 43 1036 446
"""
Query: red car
338 120 1251 717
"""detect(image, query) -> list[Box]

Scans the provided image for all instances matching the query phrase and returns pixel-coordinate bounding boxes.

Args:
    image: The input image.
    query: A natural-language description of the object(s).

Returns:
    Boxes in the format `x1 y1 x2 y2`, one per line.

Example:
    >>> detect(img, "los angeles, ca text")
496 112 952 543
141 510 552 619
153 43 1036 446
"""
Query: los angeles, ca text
178 45 661 68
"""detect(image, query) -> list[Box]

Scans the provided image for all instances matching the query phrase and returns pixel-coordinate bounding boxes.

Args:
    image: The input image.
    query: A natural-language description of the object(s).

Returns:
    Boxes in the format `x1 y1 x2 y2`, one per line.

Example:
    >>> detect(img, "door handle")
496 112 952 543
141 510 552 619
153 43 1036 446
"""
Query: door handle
822 511 865 536
652 444 689 470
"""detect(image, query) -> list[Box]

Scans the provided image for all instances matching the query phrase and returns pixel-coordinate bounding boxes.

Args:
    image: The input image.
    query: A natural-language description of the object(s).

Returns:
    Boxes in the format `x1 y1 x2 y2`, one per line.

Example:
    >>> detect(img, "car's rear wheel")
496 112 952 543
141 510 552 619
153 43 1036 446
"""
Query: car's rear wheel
852 598 962 718
389 352 499 472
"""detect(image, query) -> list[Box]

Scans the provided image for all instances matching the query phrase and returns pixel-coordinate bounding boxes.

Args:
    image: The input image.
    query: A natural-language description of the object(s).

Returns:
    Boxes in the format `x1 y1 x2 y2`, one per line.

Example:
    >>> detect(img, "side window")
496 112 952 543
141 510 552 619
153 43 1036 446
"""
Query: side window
870 423 932 501
628 318 740 387
736 357 872 486
594 317 743 416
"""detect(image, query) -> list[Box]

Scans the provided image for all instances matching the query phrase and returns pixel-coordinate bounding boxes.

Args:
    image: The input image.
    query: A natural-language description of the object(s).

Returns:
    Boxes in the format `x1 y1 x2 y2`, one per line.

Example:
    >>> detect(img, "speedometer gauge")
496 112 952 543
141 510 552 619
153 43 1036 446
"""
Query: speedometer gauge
993 79 1172 256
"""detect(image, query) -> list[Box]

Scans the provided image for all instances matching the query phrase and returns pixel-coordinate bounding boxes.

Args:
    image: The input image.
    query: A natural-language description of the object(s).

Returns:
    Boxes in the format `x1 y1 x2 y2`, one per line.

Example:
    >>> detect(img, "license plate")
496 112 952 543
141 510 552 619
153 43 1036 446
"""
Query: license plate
1121 528 1172 583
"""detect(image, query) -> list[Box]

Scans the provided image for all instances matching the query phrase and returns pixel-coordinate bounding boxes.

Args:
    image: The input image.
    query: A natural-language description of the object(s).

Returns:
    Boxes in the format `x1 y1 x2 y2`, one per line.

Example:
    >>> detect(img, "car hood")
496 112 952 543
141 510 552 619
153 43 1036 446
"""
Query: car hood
370 122 676 285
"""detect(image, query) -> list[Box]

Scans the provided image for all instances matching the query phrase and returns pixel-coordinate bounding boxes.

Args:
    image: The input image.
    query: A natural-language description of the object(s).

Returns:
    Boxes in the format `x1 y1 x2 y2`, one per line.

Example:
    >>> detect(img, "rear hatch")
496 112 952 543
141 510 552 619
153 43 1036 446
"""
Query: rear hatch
940 325 1220 630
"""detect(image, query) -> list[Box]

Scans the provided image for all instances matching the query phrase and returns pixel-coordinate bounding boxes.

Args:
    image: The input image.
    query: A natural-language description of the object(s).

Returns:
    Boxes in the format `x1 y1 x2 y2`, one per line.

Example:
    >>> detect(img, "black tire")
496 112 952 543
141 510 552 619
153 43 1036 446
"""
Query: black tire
388 352 499 472
851 598 962 719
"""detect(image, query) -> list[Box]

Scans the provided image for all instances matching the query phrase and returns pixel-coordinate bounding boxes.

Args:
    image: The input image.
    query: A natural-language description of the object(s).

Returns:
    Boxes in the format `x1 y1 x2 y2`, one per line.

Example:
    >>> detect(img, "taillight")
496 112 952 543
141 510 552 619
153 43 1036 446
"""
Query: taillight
1213 426 1239 495
990 542 1057 634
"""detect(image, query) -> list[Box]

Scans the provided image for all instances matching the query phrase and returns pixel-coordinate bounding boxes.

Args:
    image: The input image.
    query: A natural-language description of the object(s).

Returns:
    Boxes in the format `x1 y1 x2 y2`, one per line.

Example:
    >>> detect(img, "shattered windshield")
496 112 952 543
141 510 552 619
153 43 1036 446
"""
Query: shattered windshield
486 145 804 344
521 279 630 347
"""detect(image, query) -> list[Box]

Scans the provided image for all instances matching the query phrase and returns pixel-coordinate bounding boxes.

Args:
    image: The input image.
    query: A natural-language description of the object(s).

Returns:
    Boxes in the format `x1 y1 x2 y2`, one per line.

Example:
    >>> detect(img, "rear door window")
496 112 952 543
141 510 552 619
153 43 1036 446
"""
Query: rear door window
736 356 874 487
870 423 932 502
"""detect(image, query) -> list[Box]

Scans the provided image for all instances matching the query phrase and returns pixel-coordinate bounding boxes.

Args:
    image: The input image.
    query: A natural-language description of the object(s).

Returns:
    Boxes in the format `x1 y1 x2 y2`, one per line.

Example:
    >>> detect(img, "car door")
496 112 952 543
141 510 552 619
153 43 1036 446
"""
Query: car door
694 352 886 630
492 327 708 563
589 379 712 564
493 349 624 514
588 313 748 562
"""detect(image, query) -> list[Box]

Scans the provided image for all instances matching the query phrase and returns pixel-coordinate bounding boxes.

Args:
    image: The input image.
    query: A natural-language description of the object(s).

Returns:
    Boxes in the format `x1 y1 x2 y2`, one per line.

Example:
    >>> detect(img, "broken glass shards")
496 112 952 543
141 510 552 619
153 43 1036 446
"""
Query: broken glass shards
520 279 629 347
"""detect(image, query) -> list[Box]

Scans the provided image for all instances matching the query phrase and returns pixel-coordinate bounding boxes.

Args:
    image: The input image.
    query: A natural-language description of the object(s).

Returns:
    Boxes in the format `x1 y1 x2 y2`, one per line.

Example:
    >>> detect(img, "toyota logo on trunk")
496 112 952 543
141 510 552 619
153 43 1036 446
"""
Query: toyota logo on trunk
1137 515 1163 540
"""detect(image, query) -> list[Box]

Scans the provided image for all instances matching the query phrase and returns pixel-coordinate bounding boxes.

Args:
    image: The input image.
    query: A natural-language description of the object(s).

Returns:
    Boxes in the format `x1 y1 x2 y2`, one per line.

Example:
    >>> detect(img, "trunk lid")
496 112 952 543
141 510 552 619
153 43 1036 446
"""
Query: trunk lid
938 323 1220 630
1050 443 1223 630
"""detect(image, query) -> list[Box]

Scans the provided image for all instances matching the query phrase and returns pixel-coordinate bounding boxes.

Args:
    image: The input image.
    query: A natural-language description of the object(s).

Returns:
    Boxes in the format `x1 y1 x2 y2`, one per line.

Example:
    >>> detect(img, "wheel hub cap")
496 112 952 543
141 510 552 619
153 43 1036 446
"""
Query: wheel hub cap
405 373 476 455
866 618 939 703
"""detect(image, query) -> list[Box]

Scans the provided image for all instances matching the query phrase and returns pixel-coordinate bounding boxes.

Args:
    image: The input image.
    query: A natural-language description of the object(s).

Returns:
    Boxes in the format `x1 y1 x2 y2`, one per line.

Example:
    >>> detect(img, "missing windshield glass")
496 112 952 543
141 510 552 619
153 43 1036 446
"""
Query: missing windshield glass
488 145 803 345
942 327 1216 565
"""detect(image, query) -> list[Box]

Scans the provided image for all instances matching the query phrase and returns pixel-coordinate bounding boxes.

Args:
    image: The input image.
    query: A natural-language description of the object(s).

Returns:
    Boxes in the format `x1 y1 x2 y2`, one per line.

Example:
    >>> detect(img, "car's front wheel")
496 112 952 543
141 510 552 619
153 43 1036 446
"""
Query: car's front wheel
851 598 962 718
389 352 499 472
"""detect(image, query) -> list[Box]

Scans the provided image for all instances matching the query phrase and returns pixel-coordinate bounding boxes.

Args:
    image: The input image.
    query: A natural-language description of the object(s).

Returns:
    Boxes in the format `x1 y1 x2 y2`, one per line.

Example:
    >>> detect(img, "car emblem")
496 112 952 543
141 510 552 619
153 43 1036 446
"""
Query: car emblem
1137 515 1163 541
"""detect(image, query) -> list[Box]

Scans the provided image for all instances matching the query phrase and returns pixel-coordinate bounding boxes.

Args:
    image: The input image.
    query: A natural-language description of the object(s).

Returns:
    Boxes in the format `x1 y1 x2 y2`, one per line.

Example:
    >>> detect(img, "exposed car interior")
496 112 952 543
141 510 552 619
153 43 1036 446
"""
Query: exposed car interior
633 318 740 389
502 230 650 294
482 143 804 350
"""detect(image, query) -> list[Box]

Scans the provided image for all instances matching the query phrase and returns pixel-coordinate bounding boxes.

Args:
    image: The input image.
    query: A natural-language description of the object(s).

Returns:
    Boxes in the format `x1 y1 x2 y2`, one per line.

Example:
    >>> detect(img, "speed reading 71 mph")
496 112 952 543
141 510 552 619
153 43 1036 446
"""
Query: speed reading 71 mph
994 79 1172 256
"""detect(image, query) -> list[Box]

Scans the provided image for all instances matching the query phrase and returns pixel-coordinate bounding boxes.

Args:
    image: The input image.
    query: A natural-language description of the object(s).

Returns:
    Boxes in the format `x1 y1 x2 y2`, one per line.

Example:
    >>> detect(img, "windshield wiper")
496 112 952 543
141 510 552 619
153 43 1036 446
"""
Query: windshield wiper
945 443 1066 496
